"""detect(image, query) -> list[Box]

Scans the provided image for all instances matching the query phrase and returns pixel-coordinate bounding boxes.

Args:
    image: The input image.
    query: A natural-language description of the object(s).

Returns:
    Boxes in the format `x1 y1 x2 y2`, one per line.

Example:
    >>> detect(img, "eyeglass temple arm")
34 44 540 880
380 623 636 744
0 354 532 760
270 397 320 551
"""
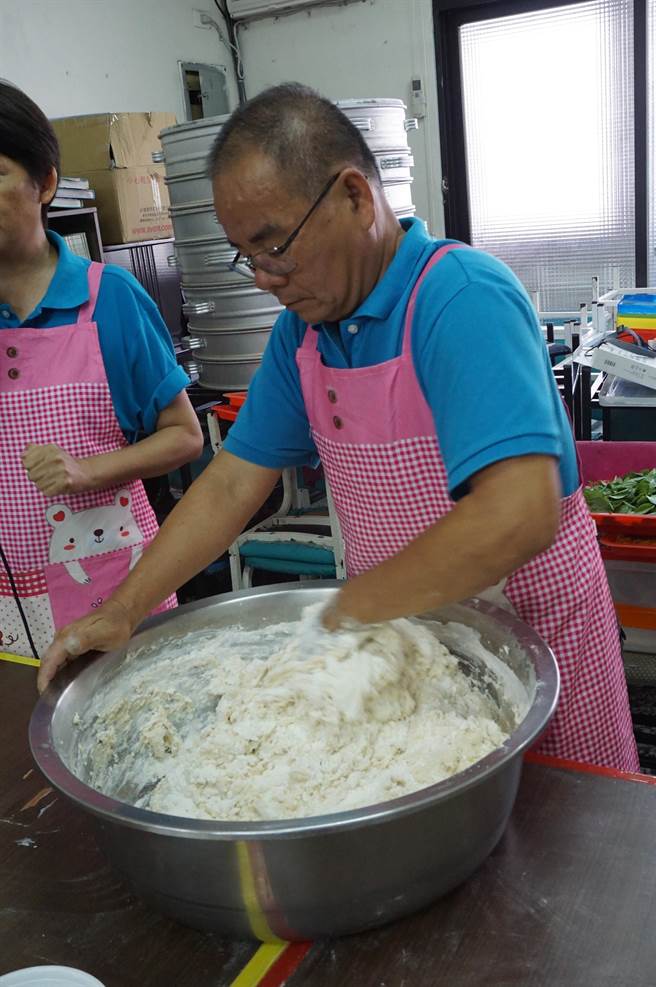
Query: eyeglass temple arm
275 171 342 256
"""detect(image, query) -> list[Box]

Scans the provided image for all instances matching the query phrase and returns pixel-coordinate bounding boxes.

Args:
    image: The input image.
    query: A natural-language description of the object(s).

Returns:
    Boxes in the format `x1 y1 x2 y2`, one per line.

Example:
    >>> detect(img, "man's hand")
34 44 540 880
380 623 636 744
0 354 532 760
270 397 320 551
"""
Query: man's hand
22 443 96 496
320 599 343 632
320 597 364 632
37 598 135 693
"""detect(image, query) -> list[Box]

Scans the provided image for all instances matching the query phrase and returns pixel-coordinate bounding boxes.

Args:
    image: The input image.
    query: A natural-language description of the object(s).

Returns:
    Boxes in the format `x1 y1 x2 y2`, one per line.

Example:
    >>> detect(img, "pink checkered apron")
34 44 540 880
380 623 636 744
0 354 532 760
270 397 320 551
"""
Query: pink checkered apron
296 244 638 771
0 261 175 659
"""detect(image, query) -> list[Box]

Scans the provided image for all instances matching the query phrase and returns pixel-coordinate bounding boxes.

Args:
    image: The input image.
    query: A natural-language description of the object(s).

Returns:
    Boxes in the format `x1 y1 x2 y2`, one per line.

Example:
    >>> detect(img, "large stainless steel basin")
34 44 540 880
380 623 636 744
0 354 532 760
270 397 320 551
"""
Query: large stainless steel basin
29 582 559 941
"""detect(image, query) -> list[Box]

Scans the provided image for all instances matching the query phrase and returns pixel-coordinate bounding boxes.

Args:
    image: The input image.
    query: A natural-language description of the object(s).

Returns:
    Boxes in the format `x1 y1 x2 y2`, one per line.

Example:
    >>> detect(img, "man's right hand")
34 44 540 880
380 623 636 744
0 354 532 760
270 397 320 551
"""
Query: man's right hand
37 598 135 694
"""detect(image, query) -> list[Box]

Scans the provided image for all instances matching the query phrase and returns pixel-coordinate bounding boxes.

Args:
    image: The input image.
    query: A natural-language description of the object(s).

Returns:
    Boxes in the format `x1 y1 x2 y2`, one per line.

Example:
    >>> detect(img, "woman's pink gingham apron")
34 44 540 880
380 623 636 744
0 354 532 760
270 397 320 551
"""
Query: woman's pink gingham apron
296 244 638 772
0 261 175 659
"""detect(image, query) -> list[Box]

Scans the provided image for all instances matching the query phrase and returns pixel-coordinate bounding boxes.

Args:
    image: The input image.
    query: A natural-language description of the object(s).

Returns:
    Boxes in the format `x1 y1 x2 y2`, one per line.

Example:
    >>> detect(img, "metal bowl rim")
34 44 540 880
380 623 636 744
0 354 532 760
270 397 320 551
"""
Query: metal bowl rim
29 581 559 841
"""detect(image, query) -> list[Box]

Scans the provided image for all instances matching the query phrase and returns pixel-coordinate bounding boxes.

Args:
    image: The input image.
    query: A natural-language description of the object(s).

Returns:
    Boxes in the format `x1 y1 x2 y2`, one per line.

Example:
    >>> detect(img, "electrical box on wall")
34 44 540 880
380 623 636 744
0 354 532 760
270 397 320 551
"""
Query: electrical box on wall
226 0 364 22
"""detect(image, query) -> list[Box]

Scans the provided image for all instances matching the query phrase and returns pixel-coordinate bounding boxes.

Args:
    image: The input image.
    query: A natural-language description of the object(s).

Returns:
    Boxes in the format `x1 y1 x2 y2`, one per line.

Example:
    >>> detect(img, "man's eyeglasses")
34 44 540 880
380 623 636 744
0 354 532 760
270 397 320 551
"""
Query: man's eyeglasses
229 171 341 279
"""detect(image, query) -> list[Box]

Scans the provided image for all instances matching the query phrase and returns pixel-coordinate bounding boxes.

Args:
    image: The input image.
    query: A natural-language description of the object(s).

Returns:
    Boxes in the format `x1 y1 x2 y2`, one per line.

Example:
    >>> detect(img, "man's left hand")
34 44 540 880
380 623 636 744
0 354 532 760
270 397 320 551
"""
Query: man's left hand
22 443 96 496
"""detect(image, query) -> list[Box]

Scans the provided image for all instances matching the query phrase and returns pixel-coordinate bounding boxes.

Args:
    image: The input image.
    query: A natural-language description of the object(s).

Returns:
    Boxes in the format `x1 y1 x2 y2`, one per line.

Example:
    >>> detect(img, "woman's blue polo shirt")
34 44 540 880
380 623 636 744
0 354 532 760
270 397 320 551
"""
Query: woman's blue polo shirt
0 230 189 442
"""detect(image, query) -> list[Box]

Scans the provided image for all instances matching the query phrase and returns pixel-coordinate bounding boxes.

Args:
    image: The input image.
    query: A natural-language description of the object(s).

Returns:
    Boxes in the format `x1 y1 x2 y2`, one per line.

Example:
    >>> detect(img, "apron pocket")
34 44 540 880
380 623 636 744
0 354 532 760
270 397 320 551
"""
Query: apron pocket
44 546 135 631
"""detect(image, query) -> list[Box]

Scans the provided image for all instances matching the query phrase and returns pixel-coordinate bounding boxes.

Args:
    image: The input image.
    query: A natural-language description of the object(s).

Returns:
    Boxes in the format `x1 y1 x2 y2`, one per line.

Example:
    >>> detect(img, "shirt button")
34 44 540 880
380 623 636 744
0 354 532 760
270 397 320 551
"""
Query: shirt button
327 389 337 404
332 415 343 429
1 309 11 318
347 323 359 335
6 346 17 358
8 368 20 380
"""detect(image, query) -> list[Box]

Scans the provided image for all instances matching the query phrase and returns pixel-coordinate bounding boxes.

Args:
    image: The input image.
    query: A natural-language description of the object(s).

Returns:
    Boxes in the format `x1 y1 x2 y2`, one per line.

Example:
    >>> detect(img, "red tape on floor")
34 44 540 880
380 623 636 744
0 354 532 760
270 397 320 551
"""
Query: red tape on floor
258 942 313 987
525 751 656 785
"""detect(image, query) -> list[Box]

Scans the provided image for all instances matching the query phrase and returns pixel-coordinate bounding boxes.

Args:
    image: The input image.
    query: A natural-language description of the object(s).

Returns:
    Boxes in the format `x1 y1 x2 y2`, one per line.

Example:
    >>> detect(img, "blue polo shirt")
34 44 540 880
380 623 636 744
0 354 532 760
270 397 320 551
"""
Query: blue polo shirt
0 231 189 441
224 217 579 498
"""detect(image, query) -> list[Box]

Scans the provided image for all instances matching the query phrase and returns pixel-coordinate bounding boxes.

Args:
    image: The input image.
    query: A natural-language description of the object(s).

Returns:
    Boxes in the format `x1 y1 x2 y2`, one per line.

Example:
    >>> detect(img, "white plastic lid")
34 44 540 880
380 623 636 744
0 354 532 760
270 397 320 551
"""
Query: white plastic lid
0 968 105 987
599 373 656 407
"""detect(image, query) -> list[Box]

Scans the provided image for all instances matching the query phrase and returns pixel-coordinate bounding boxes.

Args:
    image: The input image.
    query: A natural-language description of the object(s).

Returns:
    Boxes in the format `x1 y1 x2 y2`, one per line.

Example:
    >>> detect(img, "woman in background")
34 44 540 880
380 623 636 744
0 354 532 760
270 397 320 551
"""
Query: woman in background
0 80 203 659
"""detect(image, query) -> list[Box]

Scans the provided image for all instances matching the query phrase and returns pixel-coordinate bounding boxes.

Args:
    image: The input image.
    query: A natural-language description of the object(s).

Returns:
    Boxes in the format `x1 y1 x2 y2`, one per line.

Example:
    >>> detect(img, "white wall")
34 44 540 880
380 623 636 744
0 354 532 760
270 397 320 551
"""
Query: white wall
0 0 241 121
235 0 444 234
1 0 444 234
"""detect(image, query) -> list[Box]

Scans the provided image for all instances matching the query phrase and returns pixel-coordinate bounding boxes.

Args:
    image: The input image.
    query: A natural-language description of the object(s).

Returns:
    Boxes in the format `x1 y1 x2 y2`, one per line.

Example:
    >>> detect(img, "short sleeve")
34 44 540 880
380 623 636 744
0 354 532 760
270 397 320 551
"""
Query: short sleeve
412 275 566 497
223 312 319 468
94 266 190 440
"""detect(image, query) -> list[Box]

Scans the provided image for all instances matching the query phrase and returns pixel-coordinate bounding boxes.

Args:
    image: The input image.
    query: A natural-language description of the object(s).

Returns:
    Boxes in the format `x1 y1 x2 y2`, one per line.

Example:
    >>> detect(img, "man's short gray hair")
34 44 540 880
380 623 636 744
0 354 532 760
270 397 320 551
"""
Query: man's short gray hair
207 82 381 199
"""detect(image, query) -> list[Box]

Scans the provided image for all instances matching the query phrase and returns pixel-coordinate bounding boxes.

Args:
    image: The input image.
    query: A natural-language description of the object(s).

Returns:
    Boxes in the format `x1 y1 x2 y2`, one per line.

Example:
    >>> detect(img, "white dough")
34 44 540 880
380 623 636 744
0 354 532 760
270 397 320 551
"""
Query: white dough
71 604 530 822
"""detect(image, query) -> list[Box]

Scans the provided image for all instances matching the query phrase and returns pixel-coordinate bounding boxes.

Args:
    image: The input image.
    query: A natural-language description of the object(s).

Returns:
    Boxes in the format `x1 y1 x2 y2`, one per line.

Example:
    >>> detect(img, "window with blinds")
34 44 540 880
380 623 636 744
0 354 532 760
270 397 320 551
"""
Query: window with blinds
649 0 656 285
458 0 635 312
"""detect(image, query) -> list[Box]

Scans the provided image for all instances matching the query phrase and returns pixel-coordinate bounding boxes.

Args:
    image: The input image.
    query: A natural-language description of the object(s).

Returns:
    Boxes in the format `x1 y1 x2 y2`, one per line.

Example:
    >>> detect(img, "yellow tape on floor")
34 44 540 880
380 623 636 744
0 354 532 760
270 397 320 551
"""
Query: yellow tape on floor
229 944 288 987
0 651 40 667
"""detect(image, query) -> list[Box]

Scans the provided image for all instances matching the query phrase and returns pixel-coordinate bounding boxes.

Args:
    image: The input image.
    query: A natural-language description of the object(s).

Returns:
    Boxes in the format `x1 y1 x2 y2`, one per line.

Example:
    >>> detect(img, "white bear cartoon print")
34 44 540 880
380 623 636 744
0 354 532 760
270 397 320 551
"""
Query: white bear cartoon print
46 489 144 585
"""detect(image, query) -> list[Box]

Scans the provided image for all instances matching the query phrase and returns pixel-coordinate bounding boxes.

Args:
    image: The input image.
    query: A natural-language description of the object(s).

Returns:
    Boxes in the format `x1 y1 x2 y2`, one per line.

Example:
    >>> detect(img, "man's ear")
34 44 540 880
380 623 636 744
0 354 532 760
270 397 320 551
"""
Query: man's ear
341 168 375 231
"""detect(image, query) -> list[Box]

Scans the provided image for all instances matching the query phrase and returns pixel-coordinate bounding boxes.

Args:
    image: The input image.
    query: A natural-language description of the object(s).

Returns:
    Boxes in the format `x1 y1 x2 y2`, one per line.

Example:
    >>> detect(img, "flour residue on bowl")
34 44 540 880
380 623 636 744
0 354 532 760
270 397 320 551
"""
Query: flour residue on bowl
70 605 530 822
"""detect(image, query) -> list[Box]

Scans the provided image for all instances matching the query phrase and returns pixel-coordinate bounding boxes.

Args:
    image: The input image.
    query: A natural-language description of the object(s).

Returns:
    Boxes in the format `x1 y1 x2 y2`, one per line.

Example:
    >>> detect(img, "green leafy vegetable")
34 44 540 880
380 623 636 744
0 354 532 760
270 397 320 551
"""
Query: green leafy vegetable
584 468 656 515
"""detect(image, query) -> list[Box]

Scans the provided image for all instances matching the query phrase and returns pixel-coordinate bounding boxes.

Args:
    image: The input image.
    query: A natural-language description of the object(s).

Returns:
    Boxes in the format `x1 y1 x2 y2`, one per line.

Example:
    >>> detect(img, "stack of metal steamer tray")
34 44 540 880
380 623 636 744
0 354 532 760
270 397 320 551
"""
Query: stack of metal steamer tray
336 98 418 221
157 114 282 392
157 99 417 392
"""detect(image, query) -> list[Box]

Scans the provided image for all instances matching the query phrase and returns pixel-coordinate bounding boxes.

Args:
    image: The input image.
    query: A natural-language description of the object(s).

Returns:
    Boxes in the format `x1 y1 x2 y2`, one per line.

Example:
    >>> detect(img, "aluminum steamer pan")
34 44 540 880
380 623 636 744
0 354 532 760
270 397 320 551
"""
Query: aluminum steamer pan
29 582 559 941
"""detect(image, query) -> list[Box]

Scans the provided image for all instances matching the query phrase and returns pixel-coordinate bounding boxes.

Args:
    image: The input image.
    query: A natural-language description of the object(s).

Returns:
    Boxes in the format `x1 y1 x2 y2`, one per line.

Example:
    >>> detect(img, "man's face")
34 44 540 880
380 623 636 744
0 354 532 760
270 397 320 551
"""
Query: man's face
213 151 373 324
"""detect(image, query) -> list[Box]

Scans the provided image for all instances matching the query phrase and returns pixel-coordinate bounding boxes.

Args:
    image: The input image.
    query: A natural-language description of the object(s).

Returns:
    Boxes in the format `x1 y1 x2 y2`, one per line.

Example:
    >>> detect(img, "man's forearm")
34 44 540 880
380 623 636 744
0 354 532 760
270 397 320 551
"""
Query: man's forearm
110 451 280 626
332 456 561 625
332 501 534 623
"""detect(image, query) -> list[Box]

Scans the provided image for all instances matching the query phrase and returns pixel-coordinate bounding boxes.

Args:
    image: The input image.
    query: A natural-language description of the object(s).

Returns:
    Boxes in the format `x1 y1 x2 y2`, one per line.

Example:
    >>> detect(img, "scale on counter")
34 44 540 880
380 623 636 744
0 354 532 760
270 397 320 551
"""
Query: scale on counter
572 330 656 391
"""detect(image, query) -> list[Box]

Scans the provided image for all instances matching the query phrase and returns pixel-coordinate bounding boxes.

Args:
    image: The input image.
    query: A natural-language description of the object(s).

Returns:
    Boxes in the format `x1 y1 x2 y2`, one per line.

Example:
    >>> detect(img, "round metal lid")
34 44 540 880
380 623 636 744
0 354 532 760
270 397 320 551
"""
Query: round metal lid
336 97 407 110
159 113 230 139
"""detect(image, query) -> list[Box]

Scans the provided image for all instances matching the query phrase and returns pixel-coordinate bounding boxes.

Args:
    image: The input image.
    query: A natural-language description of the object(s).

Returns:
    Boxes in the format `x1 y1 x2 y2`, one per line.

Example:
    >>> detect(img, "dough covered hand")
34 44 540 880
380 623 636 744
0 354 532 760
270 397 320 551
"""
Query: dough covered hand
37 599 134 693
319 596 363 634
22 443 95 496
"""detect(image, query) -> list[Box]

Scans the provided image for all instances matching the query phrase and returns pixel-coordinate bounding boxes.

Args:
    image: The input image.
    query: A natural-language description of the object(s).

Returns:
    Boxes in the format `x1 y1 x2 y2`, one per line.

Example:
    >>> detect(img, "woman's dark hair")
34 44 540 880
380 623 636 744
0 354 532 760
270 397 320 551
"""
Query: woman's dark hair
208 82 381 199
0 80 60 227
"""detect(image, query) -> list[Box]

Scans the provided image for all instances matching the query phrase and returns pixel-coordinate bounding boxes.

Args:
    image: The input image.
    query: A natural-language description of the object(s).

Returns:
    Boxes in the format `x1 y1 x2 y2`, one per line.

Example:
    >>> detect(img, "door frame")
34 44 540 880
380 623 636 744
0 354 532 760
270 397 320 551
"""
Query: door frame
433 0 648 283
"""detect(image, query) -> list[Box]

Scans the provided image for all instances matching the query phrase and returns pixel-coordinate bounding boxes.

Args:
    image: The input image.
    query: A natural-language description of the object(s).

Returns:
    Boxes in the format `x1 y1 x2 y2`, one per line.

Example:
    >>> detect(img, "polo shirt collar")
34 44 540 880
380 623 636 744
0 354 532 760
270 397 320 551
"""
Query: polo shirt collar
333 217 433 326
30 230 90 318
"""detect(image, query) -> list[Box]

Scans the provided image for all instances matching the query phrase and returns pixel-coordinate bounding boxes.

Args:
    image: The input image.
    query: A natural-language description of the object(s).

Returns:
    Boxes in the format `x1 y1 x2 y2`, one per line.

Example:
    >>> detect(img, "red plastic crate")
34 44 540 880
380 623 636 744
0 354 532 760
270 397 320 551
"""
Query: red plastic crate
578 441 656 546
600 535 656 562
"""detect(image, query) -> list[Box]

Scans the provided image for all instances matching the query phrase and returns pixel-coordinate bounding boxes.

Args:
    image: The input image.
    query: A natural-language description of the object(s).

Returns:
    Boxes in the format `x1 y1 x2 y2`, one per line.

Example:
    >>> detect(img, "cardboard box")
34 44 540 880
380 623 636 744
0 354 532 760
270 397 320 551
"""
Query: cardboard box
86 167 173 245
53 112 176 171
52 112 177 244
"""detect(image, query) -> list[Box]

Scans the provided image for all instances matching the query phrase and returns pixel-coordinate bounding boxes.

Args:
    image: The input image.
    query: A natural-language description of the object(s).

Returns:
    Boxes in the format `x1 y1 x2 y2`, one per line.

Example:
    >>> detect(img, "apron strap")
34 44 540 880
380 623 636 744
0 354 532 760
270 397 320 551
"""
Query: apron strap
299 323 321 353
402 243 468 356
76 262 105 325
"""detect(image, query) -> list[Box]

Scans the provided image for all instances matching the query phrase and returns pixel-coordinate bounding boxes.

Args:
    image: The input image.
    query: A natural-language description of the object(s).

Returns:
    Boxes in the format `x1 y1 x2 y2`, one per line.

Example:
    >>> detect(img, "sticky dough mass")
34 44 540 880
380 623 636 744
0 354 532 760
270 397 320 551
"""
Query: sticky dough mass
73 604 525 822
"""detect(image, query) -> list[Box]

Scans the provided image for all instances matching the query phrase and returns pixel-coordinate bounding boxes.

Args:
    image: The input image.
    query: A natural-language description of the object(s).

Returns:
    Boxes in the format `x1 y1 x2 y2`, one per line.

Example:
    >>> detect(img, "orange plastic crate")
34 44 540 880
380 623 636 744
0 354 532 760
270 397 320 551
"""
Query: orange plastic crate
212 391 247 423
615 603 656 631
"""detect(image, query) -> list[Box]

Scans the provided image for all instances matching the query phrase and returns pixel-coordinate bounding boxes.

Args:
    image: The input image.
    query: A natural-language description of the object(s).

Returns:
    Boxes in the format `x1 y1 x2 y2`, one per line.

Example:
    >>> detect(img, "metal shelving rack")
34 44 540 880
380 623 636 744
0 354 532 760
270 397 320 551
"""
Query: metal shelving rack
47 206 103 261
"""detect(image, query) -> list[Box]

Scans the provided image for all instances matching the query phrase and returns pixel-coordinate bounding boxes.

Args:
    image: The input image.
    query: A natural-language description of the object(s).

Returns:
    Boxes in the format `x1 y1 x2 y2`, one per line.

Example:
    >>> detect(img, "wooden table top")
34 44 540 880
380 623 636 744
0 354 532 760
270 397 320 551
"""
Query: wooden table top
2 660 655 987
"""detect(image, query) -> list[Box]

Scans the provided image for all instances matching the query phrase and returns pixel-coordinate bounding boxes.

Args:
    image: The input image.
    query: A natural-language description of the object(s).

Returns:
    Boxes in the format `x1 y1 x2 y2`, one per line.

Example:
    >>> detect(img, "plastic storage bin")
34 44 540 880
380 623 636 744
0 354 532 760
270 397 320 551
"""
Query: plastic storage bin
578 439 656 536
603 559 656 652
578 440 656 649
599 374 656 441
604 559 656 608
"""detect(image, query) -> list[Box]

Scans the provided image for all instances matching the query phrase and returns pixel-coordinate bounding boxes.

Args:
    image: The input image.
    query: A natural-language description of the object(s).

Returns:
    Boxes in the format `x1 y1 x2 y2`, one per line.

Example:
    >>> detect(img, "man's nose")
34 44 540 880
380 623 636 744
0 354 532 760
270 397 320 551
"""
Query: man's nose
254 267 289 293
